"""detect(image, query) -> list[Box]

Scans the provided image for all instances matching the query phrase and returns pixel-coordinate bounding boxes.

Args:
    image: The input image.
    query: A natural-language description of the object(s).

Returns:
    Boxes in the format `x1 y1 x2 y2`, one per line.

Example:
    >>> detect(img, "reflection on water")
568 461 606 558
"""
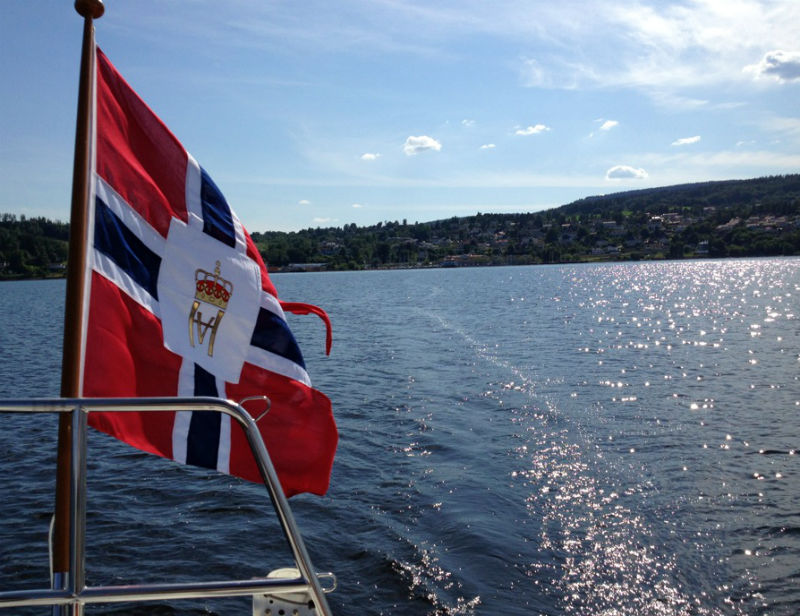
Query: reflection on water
2 259 799 615
272 259 799 615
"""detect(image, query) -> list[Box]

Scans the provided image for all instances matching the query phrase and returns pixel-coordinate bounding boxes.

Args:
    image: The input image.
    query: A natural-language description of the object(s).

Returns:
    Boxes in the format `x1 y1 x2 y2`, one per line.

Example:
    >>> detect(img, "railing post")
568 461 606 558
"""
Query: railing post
70 404 89 616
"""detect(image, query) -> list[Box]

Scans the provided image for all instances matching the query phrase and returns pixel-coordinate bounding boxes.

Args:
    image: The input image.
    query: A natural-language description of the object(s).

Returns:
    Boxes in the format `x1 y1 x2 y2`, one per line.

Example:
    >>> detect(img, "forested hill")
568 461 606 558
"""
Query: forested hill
559 174 800 217
2 174 800 278
252 174 800 270
0 214 69 279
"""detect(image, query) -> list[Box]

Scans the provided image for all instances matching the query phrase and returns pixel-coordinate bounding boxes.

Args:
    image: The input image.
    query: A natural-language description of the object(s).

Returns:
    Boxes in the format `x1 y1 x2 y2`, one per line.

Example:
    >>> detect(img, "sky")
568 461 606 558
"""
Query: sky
1 0 799 233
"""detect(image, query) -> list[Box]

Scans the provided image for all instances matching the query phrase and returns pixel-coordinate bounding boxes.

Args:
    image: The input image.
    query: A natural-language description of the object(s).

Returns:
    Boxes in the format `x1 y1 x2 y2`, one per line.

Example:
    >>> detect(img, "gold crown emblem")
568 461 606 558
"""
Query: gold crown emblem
194 261 233 309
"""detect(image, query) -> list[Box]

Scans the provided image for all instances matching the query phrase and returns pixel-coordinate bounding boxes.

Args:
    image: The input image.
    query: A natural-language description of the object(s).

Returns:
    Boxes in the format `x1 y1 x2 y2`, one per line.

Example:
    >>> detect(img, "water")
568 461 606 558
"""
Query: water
1 258 799 615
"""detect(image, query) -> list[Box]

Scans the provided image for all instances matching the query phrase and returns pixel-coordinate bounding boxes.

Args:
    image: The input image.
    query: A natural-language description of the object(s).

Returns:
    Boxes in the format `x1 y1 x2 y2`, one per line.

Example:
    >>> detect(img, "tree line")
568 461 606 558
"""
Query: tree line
251 174 800 269
0 213 69 279
2 174 800 279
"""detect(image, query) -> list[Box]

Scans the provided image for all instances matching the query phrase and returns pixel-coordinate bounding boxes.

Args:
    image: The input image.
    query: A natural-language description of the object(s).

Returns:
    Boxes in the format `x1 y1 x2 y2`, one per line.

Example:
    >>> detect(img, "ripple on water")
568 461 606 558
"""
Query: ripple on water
3 262 800 614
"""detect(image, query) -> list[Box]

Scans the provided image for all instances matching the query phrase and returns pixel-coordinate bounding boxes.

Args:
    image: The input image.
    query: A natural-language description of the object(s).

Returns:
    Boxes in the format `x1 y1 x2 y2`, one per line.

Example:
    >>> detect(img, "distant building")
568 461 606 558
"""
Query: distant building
279 263 327 272
716 217 741 231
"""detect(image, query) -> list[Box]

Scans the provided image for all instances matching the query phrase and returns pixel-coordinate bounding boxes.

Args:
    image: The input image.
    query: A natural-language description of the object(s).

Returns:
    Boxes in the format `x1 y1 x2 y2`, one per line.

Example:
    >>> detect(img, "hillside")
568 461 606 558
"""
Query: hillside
2 174 800 279
0 214 69 279
252 174 800 270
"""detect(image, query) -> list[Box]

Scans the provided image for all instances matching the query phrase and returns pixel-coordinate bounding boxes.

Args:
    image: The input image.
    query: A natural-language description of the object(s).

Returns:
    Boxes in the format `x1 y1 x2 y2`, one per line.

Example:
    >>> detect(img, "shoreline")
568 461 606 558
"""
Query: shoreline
5 253 798 282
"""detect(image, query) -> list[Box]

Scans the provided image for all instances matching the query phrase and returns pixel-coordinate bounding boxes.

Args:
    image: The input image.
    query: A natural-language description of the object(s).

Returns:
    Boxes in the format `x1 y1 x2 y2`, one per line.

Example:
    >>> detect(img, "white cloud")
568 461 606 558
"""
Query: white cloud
647 91 710 110
606 165 648 180
352 203 364 208
588 119 619 138
361 152 381 161
633 149 800 184
641 149 800 170
313 217 337 224
515 124 550 136
403 135 442 155
745 50 800 82
759 114 800 141
519 58 549 88
298 199 311 205
510 1 800 98
462 119 476 127
480 143 496 149
519 56 587 89
672 135 701 146
225 1 800 95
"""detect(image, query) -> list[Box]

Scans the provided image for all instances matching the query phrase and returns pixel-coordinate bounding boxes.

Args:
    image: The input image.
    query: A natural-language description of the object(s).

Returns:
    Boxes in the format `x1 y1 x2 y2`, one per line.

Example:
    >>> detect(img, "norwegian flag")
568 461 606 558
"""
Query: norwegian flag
81 48 337 497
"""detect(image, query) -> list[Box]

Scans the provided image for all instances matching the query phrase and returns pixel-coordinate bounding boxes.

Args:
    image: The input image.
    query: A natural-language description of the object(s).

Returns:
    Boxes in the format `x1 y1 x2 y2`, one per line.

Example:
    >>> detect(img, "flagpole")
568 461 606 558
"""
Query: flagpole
54 0 104 592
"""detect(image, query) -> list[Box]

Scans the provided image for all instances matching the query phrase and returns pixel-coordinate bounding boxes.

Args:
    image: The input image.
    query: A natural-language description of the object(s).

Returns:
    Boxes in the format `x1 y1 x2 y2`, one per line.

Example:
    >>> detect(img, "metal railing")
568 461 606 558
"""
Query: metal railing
0 397 334 615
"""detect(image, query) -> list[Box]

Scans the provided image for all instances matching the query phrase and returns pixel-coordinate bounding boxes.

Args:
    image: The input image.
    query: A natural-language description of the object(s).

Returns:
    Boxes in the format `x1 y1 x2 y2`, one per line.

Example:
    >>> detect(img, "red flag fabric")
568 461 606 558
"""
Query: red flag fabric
81 47 337 497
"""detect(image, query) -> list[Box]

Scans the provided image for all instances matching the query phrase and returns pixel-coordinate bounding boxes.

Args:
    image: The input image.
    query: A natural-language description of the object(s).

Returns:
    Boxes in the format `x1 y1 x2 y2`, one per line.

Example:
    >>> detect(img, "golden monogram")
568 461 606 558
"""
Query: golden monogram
189 261 233 356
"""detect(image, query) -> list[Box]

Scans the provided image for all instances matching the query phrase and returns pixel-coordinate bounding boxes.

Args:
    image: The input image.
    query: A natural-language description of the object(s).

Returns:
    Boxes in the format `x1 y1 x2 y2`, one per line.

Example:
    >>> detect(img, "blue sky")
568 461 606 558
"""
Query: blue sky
1 0 799 232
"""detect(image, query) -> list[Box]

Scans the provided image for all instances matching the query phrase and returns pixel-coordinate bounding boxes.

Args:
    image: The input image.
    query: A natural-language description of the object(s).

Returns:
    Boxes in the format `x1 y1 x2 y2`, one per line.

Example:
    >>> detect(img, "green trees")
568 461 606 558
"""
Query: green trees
0 214 69 279
3 174 800 277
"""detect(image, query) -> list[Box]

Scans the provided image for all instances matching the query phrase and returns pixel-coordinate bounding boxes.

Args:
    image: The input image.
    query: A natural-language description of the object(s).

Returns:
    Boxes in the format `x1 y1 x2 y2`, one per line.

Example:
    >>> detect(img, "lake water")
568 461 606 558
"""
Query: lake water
1 258 799 615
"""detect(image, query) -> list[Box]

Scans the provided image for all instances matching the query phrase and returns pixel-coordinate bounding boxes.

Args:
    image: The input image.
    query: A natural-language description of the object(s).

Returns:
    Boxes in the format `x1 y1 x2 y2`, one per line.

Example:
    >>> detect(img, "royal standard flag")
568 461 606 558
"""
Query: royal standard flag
81 47 337 497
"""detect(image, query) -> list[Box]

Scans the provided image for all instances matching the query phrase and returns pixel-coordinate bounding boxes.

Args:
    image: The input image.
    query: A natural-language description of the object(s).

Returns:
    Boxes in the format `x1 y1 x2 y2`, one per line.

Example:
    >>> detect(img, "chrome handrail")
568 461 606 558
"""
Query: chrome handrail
0 397 333 615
